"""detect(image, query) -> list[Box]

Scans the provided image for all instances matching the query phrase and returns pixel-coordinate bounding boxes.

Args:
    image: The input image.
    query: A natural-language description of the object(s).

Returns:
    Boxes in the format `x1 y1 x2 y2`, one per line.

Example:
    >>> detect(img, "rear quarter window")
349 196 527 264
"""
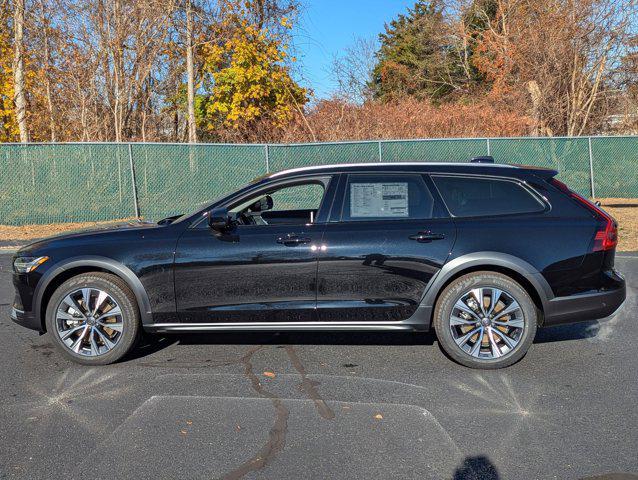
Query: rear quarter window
432 175 545 217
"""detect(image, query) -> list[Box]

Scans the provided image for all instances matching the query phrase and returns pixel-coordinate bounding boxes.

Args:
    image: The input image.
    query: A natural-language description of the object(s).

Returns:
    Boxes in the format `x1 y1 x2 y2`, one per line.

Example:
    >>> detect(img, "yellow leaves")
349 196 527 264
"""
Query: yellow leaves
0 12 18 142
200 7 308 133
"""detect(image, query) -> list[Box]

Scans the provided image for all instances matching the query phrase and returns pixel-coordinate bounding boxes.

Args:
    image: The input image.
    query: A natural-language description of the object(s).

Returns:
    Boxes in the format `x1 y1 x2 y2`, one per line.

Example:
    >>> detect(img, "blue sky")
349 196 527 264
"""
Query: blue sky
294 0 416 98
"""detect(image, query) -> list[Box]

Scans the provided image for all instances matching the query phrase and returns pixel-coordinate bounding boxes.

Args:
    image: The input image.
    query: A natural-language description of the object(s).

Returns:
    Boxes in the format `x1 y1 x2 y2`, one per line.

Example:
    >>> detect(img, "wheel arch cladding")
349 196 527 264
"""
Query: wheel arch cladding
35 256 153 332
422 252 552 327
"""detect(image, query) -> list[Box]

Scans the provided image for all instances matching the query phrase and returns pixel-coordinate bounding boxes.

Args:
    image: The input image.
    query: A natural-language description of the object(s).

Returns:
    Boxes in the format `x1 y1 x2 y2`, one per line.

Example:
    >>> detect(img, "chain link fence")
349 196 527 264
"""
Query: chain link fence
1 136 637 225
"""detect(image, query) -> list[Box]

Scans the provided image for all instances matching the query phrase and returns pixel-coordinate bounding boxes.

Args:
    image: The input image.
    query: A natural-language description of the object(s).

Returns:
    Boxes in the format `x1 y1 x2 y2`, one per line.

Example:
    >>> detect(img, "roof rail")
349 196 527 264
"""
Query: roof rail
470 156 495 163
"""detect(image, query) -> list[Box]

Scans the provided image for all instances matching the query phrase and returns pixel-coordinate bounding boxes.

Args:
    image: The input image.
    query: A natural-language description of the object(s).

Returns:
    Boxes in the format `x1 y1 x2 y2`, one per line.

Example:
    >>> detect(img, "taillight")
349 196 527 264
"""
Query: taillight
550 179 618 251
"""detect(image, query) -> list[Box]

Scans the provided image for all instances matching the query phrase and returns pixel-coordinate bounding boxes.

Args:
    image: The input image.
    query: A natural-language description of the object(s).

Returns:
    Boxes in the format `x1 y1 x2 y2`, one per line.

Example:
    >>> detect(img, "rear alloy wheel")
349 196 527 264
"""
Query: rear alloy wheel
433 272 537 369
46 273 140 365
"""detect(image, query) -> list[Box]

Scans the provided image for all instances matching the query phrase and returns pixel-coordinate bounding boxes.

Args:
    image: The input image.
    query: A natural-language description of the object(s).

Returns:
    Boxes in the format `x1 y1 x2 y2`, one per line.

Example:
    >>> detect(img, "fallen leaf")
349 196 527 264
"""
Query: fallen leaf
374 414 383 420
263 371 276 378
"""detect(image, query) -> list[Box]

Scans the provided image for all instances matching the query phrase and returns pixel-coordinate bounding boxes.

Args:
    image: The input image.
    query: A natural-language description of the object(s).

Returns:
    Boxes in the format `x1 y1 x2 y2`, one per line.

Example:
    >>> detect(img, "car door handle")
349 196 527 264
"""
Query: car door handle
277 235 312 246
409 231 445 242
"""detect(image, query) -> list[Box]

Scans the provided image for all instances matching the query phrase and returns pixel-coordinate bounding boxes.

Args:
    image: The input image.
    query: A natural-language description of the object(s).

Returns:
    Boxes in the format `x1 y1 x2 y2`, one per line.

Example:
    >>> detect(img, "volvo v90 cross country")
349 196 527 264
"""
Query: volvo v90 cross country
11 160 626 369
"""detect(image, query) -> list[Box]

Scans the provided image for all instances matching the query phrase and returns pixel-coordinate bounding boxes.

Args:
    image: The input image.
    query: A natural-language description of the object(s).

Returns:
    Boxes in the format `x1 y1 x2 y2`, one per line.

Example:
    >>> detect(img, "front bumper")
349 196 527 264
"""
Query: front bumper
10 306 42 331
543 280 626 327
11 266 43 332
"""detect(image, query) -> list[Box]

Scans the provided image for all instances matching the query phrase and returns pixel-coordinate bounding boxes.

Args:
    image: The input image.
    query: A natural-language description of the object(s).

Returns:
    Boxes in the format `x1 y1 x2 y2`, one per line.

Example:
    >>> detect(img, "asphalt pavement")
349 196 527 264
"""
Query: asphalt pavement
0 252 637 480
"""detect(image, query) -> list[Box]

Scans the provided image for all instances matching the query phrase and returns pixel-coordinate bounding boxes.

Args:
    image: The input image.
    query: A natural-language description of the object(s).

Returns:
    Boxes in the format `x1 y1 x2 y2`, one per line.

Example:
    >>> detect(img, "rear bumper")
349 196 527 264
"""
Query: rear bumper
10 307 41 332
543 276 626 327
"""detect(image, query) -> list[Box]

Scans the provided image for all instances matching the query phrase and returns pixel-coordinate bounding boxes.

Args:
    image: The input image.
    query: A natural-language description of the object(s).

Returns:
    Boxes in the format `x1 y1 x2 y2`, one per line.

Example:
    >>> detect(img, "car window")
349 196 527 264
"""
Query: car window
269 183 324 211
228 181 327 226
432 175 545 217
231 182 325 213
342 174 435 221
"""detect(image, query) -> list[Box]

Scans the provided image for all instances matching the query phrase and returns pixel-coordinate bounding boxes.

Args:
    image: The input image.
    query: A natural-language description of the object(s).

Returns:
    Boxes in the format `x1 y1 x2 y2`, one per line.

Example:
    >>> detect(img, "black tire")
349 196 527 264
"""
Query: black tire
433 271 537 369
45 272 140 365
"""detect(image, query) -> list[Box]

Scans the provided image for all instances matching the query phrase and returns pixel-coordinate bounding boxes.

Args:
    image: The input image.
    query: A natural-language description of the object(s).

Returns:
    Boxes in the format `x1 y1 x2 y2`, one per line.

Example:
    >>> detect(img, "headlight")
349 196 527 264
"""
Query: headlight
14 256 49 273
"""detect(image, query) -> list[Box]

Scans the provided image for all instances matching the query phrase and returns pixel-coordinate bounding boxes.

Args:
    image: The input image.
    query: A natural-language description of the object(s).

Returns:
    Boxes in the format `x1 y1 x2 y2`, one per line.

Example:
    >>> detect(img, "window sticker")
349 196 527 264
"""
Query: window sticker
350 182 409 217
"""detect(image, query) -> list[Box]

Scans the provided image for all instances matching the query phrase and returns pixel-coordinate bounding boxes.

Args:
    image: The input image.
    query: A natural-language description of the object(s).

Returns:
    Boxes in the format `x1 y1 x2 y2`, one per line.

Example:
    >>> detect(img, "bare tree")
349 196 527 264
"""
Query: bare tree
471 0 637 135
37 0 56 141
331 37 377 104
12 0 27 141
185 0 197 142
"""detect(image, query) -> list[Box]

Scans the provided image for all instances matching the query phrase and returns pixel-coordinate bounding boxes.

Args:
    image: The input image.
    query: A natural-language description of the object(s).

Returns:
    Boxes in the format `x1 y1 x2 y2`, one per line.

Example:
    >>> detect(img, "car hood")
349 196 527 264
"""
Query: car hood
17 221 161 255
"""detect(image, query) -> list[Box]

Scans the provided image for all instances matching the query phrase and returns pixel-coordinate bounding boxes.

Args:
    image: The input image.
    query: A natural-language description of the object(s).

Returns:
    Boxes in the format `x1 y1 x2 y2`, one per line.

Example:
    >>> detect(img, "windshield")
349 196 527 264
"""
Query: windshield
166 175 271 225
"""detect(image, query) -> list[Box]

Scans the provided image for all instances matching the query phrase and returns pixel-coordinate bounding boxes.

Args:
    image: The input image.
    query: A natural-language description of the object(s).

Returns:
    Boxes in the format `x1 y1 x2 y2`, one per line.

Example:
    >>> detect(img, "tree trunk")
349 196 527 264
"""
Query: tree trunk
13 0 28 142
113 0 124 142
186 0 197 144
527 80 542 136
40 0 56 142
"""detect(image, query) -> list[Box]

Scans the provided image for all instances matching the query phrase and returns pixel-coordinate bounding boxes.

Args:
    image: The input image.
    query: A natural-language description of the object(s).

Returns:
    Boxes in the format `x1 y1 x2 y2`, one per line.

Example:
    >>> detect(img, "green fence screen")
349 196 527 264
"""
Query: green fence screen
1 136 637 225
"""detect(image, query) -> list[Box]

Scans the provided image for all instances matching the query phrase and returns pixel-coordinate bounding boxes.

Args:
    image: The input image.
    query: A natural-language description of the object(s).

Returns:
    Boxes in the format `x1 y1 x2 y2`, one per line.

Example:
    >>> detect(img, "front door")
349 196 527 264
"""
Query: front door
316 173 456 322
173 177 333 323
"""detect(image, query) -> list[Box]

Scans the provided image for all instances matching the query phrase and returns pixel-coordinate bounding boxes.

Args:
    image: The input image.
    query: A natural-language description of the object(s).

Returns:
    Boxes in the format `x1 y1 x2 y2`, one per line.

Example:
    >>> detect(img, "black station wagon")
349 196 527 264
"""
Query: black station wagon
11 160 626 368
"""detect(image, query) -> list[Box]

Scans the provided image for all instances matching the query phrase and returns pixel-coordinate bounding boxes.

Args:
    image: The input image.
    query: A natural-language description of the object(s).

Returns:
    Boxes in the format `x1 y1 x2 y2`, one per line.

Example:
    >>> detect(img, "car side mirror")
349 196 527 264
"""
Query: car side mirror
208 207 231 231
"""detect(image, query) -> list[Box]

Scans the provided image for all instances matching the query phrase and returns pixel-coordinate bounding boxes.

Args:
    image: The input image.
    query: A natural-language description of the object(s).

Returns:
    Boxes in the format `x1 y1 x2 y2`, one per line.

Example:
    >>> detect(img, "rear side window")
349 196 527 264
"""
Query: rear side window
432 175 545 217
342 174 434 221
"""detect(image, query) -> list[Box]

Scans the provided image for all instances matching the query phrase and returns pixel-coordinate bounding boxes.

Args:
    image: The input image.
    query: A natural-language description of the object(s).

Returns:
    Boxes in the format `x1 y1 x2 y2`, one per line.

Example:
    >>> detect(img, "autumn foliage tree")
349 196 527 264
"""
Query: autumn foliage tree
470 0 636 136
344 0 638 138
199 0 308 141
371 0 460 101
0 2 17 141
0 0 637 142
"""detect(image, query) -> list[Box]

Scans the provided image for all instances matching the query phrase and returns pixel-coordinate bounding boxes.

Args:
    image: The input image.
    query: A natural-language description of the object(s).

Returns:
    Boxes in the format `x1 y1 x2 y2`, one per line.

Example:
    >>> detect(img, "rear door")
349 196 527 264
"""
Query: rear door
316 173 456 322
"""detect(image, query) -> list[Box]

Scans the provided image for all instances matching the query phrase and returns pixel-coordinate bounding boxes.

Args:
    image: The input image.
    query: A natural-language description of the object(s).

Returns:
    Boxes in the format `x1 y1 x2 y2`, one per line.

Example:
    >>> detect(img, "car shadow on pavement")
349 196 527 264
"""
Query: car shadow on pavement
533 320 600 343
452 455 500 480
123 335 181 361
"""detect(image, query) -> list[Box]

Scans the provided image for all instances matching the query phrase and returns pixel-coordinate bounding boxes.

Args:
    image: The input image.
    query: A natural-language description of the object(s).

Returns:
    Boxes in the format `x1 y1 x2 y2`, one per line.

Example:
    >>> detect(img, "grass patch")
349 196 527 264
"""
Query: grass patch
600 198 638 252
0 218 136 250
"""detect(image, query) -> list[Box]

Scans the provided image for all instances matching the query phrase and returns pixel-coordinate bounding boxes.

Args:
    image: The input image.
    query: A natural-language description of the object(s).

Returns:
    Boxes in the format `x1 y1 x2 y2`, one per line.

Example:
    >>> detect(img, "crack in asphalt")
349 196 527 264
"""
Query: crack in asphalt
285 346 335 420
218 345 289 480
218 345 335 479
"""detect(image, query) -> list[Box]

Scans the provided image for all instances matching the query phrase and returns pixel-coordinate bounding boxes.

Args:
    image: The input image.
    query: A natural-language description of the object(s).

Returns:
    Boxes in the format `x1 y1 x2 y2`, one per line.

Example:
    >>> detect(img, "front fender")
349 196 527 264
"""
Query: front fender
34 256 153 329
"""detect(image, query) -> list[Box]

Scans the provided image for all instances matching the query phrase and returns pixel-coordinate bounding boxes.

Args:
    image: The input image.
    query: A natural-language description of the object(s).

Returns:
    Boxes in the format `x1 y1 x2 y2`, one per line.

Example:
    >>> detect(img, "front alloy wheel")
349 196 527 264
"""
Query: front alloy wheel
46 272 140 365
55 288 124 357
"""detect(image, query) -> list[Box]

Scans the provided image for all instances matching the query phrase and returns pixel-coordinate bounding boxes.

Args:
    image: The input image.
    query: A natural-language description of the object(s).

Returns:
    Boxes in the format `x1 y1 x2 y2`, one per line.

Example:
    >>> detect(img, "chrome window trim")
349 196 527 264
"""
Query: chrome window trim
430 173 550 219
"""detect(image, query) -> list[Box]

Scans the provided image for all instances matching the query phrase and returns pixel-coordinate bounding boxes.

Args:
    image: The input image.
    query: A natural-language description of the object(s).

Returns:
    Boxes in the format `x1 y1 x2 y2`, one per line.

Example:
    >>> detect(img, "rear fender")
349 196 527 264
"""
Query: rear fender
414 252 553 328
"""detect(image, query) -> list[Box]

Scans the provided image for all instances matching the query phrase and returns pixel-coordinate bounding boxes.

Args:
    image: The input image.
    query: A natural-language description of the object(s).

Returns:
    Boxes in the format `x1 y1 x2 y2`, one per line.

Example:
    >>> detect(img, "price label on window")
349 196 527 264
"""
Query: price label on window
350 182 409 217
